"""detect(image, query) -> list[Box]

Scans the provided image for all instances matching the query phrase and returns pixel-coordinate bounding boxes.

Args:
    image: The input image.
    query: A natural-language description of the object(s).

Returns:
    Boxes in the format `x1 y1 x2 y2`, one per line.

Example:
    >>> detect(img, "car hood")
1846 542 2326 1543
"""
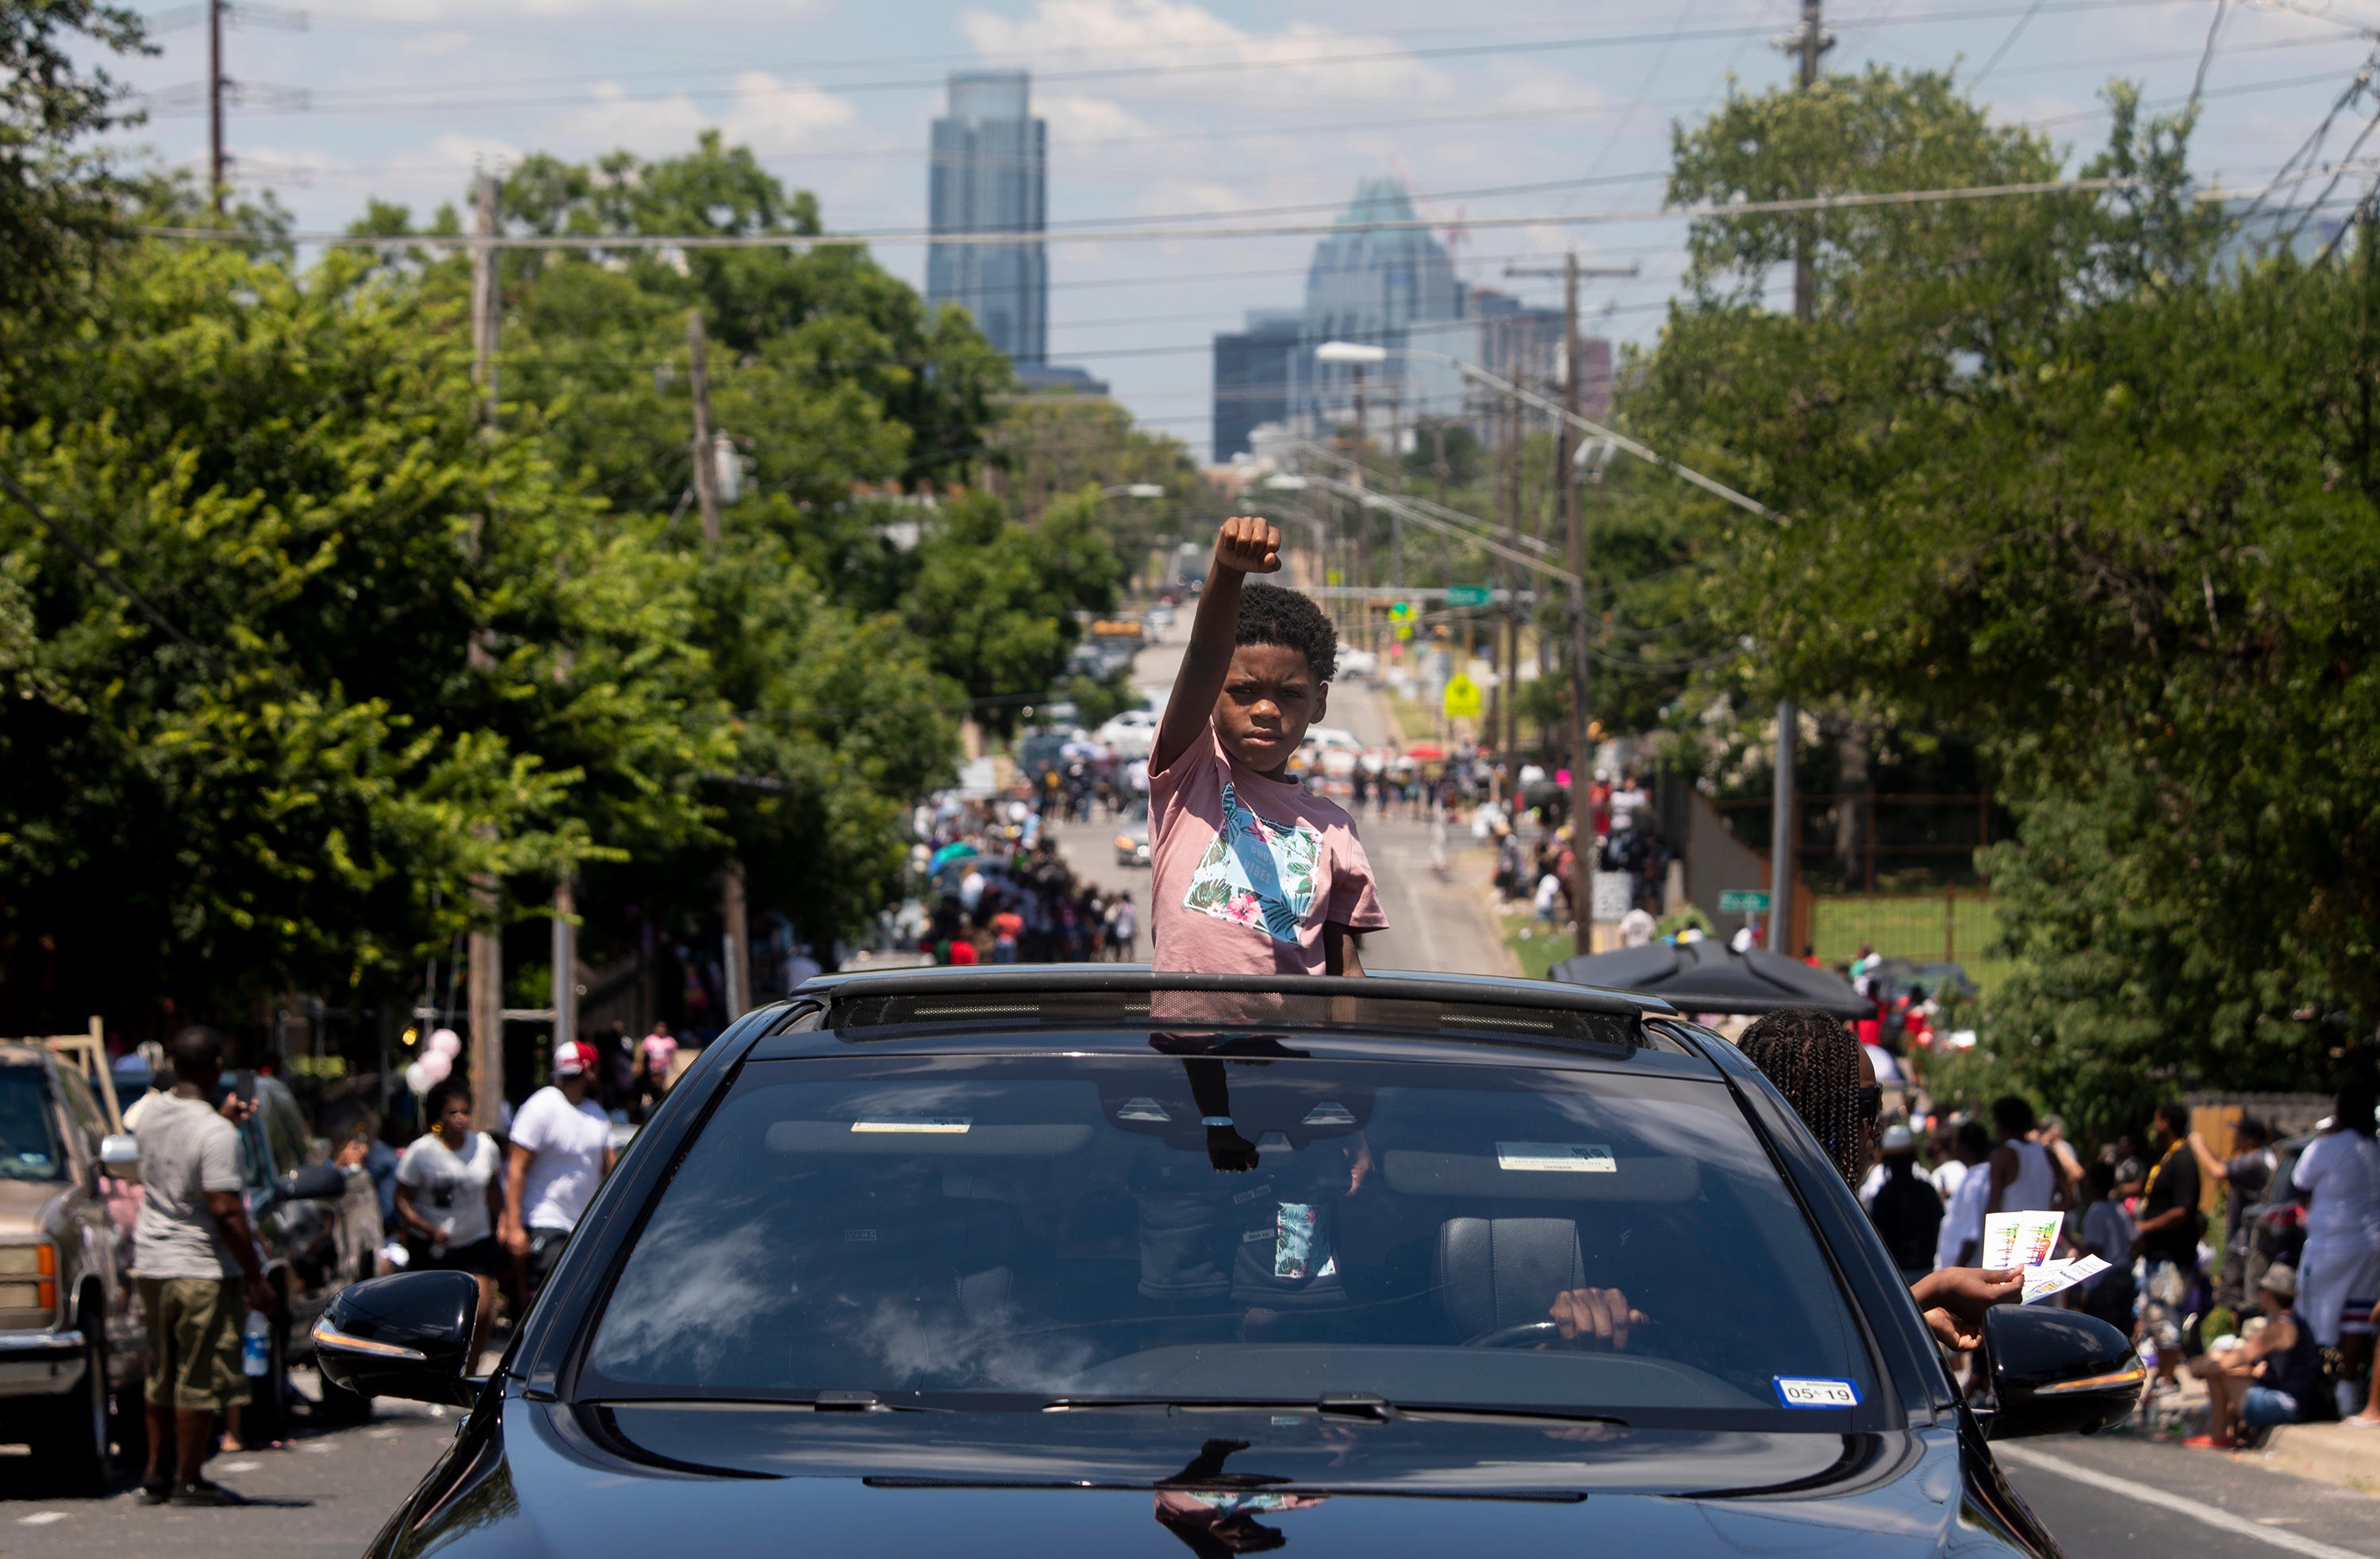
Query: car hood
390 1399 2043 1559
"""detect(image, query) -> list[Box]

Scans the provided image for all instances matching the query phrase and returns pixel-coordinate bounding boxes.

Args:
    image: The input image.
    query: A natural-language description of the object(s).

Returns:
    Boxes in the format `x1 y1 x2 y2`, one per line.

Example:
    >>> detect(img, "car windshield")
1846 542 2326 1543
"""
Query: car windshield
0 1071 65 1182
582 1051 1879 1423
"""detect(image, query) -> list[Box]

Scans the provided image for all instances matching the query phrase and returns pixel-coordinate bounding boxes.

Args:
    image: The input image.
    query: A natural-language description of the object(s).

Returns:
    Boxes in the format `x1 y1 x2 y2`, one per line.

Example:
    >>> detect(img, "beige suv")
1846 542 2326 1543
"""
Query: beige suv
0 1043 142 1495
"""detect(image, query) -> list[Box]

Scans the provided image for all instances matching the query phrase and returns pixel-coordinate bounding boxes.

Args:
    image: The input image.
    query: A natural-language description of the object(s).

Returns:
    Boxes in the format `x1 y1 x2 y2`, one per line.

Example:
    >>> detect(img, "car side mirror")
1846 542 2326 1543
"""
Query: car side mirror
1979 1304 2144 1439
99 1134 141 1182
278 1163 348 1202
313 1271 480 1407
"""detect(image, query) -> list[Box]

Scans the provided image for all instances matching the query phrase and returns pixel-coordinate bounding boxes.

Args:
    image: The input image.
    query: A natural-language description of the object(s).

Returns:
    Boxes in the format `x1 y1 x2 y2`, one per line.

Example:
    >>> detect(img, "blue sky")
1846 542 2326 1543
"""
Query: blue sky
107 0 2380 457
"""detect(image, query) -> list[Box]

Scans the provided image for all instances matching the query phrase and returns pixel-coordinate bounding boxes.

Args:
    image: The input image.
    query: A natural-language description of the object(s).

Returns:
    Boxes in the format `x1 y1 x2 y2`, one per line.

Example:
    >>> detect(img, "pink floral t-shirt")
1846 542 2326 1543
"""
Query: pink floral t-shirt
1149 726 1389 975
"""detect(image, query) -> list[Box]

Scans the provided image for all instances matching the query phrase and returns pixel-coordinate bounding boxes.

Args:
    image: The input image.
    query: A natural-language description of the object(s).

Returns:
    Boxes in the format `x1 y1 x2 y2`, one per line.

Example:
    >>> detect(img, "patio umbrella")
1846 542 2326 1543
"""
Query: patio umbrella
927 841 979 874
1404 741 1447 761
1548 940 1870 1019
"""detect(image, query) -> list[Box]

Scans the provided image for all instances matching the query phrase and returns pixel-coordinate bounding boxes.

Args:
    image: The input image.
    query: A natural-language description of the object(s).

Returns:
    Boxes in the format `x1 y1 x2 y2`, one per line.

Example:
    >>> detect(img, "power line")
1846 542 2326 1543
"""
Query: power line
135 175 2148 252
136 0 2193 118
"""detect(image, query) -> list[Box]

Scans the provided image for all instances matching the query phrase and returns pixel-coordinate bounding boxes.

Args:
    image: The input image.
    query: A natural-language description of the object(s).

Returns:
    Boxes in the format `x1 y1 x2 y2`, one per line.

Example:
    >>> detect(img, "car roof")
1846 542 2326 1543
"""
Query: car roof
789 962 1675 1015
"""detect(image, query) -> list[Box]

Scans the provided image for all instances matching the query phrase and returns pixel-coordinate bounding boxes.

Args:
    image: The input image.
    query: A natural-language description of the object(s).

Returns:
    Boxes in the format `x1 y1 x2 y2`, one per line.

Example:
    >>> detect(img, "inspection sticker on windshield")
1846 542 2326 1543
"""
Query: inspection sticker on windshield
850 1118 971 1134
1496 1142 1616 1173
1774 1377 1860 1409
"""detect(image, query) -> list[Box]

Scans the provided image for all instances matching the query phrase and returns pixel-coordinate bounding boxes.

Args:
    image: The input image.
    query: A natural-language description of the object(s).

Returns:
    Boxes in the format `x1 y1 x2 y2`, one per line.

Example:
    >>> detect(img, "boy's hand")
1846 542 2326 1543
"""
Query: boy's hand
1213 516 1281 576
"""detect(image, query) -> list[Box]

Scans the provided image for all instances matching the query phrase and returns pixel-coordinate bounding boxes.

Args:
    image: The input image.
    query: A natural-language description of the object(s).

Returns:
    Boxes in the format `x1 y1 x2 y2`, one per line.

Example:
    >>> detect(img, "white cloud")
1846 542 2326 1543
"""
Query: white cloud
347 0 829 18
960 0 1456 103
545 72 860 158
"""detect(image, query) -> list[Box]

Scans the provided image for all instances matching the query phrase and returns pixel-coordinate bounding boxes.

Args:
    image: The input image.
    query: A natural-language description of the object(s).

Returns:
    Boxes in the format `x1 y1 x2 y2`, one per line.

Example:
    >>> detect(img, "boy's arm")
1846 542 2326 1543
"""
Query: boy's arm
1323 923 1366 977
1150 516 1279 778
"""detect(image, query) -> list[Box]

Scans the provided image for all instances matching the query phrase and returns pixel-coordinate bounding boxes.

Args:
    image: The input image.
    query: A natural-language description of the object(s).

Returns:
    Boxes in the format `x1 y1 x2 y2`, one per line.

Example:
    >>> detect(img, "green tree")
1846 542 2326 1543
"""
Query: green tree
0 0 148 316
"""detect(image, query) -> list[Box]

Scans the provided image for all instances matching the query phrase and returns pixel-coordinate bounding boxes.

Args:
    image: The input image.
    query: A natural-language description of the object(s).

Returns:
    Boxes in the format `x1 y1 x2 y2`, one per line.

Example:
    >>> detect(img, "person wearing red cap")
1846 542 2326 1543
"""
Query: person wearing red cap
502 1039 616 1301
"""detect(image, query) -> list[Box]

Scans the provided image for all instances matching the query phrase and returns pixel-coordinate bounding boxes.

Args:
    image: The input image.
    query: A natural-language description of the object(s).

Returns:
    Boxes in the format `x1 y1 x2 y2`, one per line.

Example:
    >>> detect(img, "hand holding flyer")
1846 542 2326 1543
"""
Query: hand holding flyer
1979 1211 2111 1304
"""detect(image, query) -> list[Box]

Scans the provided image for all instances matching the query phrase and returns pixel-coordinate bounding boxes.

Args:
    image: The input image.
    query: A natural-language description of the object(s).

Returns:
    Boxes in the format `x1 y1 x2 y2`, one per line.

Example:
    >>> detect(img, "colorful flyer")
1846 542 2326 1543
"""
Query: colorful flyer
2020 1255 2111 1304
1980 1210 2062 1271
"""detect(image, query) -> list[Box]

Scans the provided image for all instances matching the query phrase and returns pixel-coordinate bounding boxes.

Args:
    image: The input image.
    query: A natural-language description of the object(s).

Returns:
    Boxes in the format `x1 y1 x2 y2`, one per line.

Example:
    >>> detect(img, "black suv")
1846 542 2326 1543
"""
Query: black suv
317 970 2139 1559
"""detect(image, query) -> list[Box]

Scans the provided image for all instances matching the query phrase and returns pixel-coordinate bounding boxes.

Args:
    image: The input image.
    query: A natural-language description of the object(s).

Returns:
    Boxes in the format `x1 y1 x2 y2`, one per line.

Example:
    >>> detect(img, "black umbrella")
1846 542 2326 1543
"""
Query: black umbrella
1547 940 1870 1019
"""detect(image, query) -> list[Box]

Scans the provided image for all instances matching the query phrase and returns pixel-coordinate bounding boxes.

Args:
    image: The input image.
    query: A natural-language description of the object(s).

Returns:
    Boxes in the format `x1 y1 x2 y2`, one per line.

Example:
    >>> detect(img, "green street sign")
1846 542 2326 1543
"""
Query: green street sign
1718 889 1771 914
1445 584 1491 607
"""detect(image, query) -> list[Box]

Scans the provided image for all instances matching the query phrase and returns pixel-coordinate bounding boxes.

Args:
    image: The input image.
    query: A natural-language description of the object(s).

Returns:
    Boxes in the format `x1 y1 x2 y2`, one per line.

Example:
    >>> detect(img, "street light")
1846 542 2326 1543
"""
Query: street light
1261 474 1308 490
1100 482 1167 499
1315 340 1388 366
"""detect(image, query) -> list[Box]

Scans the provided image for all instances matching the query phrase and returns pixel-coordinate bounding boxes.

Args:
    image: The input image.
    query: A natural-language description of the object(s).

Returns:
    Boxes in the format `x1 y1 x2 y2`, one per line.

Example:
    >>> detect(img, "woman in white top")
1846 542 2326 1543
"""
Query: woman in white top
395 1079 505 1367
2294 1076 2380 1423
1985 1095 2065 1219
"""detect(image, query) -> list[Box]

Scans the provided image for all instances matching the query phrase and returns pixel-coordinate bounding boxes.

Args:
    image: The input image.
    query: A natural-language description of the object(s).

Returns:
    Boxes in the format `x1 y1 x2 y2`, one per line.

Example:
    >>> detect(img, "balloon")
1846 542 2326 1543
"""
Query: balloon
428 1027 463 1058
404 1060 430 1095
416 1050 452 1085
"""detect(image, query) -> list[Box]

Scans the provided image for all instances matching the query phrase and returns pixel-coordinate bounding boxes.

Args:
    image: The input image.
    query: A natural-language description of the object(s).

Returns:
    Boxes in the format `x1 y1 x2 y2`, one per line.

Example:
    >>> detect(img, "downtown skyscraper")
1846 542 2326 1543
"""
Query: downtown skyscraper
927 70 1046 367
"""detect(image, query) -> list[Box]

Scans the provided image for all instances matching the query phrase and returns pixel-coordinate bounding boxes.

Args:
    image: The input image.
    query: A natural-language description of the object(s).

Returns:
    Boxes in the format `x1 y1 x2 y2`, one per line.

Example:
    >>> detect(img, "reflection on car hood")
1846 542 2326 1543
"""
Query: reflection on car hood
390 1399 2033 1559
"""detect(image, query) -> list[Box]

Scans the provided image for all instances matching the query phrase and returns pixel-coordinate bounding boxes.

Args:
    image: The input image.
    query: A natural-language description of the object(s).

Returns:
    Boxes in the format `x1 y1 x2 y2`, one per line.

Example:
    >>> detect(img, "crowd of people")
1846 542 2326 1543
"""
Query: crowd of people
910 793 1141 966
1852 1069 2380 1443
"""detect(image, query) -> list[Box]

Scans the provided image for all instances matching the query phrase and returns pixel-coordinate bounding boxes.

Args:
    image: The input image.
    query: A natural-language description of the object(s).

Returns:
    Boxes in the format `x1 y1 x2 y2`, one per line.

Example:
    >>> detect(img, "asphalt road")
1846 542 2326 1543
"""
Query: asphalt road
0 1368 455 1558
2001 1432 2380 1559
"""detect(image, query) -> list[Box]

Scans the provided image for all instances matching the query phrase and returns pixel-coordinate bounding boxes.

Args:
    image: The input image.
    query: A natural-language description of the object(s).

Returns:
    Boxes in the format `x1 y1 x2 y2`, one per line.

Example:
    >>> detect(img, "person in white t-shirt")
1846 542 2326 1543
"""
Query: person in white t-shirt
503 1041 616 1300
395 1078 504 1365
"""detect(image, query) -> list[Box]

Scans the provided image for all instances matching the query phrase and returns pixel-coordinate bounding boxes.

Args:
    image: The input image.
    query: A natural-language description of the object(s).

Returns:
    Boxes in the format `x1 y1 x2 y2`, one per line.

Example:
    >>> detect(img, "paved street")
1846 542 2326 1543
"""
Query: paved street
2002 1434 2380 1559
0 1370 454 1557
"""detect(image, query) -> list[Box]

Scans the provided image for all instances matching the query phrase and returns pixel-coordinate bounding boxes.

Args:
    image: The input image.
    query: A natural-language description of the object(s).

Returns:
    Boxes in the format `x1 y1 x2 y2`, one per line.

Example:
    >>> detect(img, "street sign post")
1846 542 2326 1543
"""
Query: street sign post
1718 889 1771 914
1445 584 1492 607
1441 673 1483 720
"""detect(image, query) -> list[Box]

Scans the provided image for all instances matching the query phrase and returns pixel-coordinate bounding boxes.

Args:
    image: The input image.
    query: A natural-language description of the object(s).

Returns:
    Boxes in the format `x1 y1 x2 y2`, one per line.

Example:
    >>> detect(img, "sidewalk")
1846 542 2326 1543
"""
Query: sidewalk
2124 1365 2380 1496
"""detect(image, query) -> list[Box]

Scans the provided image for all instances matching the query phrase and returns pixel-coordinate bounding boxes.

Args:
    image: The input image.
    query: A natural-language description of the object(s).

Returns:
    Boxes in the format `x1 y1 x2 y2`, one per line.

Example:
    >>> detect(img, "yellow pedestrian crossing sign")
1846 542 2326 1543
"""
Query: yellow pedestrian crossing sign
1441 673 1483 720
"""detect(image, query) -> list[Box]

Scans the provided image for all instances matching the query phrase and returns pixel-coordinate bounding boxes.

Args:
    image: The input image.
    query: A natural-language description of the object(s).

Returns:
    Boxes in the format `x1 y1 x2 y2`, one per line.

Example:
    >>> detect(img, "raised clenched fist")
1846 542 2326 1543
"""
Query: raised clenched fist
1212 515 1281 576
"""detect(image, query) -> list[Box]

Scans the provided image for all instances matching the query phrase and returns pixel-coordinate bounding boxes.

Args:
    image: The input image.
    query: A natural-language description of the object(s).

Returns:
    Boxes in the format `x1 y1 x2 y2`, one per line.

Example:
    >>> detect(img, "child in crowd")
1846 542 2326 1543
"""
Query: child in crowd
1148 516 1388 974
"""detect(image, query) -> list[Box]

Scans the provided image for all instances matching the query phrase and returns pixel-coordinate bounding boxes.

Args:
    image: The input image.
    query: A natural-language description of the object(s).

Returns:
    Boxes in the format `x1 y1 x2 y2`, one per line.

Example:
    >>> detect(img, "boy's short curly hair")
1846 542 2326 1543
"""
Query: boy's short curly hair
1234 583 1337 684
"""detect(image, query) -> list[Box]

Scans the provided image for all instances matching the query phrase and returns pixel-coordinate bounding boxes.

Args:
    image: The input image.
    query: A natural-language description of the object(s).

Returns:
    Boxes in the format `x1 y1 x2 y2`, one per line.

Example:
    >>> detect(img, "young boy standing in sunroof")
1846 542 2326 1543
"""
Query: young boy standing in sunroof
1148 516 1388 975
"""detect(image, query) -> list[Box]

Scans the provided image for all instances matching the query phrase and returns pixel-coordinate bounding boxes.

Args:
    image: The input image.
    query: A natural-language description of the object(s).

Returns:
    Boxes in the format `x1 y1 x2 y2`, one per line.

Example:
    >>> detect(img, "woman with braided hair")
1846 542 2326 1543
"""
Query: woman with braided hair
1738 1008 2021 1353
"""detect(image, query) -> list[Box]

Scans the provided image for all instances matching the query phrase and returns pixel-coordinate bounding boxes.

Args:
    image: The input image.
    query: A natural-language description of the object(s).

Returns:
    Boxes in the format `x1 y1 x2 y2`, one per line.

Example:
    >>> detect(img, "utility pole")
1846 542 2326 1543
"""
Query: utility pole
551 875 576 1054
1770 0 1831 956
466 167 502 1133
470 172 500 425
687 309 723 543
1558 252 1591 954
206 0 225 213
720 858 750 1019
687 305 748 1015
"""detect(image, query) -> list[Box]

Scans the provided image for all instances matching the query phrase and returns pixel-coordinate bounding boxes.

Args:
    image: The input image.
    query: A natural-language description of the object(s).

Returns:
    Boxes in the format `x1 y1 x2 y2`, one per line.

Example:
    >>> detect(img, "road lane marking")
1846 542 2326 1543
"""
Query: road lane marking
1994 1444 2376 1559
18 1511 67 1525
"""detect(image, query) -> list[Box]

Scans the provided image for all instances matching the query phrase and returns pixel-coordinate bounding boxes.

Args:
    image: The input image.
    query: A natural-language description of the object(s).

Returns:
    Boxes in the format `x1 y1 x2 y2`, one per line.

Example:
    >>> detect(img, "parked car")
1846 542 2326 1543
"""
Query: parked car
1095 707 1159 761
1298 725 1364 780
0 1043 145 1493
1336 643 1379 681
322 967 2138 1559
1112 806 1150 867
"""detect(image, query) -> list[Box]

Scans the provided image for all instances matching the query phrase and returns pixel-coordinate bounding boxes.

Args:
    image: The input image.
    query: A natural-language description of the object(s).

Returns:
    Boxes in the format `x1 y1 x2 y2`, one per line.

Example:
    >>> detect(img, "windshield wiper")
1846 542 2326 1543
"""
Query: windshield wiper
1040 1393 1624 1428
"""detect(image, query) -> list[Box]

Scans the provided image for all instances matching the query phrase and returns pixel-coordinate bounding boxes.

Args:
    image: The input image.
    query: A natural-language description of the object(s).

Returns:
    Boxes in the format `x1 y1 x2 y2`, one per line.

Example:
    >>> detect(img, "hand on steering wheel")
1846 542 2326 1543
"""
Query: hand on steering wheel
1549 1287 1645 1350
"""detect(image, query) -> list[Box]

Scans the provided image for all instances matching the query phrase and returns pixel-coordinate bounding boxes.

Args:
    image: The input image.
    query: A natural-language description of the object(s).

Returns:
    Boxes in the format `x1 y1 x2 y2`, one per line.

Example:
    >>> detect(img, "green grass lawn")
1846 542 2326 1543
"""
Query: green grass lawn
1501 906 1576 981
1809 893 2013 994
